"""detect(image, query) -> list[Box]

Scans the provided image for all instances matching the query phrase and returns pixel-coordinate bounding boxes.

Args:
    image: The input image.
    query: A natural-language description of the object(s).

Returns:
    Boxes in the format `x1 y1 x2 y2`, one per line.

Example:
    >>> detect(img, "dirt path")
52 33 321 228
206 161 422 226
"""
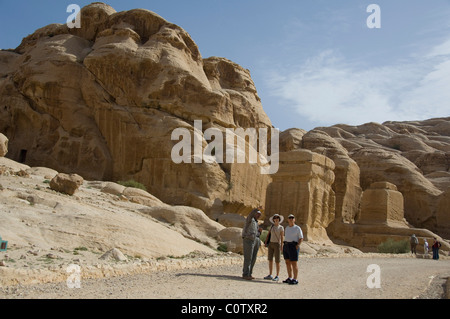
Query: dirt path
1 255 449 299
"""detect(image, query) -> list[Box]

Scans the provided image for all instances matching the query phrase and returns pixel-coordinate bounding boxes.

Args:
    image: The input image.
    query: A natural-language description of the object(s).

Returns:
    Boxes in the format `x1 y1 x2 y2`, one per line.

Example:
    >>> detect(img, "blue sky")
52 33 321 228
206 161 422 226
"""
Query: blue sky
1 0 450 131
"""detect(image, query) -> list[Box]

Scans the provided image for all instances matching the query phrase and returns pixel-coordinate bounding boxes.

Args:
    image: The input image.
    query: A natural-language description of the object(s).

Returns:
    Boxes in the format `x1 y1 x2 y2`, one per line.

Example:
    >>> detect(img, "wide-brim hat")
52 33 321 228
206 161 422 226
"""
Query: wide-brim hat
269 214 284 224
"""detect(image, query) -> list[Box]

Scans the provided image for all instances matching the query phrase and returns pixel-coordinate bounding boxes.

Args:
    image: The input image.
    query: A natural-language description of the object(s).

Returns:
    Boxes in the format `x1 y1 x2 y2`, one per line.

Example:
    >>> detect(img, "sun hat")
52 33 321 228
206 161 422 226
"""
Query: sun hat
269 214 284 224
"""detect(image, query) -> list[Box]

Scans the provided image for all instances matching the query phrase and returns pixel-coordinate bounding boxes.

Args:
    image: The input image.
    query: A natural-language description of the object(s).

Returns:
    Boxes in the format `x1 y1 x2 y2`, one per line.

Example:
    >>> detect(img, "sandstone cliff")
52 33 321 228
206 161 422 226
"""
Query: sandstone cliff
281 118 450 239
0 3 271 217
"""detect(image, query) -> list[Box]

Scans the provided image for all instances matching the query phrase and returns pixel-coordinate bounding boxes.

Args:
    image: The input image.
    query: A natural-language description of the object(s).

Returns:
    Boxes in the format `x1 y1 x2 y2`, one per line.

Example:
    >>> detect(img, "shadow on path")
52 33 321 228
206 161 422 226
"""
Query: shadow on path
175 273 279 285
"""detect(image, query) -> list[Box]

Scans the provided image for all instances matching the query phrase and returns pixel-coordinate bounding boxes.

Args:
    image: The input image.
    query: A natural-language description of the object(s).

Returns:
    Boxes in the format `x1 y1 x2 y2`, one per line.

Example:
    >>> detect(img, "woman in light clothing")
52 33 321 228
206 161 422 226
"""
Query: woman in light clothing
264 214 284 282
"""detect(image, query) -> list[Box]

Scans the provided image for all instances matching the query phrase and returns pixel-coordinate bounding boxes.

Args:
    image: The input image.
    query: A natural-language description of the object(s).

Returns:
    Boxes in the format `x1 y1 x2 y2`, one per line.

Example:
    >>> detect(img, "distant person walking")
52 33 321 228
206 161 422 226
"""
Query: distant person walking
410 234 418 255
242 206 263 280
264 214 284 282
283 214 303 285
423 239 429 256
432 237 442 260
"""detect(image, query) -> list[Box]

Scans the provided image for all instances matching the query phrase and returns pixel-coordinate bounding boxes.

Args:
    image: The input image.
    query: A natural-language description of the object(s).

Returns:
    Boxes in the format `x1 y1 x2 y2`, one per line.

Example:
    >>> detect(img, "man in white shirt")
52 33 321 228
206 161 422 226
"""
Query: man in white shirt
283 214 303 285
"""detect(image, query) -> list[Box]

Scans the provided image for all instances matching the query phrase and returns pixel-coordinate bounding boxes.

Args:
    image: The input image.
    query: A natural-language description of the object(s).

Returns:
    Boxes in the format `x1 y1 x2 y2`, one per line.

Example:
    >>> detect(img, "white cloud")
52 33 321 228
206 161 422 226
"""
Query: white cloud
265 40 450 128
427 38 450 58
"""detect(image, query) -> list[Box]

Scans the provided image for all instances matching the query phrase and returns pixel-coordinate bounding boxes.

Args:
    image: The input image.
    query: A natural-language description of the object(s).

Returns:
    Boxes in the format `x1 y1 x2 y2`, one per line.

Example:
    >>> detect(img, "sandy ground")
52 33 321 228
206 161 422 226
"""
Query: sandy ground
1 254 449 299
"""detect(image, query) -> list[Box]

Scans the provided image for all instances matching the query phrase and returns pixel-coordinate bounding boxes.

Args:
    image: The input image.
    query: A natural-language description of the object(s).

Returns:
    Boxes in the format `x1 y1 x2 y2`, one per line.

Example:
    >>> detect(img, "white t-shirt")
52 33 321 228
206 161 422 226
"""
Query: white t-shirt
284 225 303 243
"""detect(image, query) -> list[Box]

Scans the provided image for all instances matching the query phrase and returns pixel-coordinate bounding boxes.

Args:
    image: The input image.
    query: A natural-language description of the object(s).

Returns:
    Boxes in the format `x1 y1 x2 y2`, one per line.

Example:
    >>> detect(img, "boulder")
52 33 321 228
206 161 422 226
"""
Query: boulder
122 187 164 207
50 173 84 195
217 227 266 256
100 248 128 262
139 205 225 247
101 182 164 206
216 213 246 228
218 227 244 254
100 182 126 196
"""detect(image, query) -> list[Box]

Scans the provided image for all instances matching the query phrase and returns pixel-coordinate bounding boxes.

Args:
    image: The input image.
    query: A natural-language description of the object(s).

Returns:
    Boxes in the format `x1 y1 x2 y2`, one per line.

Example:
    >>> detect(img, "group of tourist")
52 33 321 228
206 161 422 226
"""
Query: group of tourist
242 207 446 285
241 206 303 285
410 234 442 260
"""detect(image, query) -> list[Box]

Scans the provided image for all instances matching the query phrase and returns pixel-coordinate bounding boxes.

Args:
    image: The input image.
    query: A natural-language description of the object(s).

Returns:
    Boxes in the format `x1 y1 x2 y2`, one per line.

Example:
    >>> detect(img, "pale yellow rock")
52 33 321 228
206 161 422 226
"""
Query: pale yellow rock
0 133 7 157
139 205 225 248
101 181 126 196
26 167 58 180
328 118 450 237
0 3 272 217
217 227 266 256
122 187 164 207
358 182 406 226
301 129 362 225
217 227 244 254
217 213 246 228
351 148 442 229
436 190 450 235
0 157 218 266
279 128 307 152
264 149 336 243
0 157 30 172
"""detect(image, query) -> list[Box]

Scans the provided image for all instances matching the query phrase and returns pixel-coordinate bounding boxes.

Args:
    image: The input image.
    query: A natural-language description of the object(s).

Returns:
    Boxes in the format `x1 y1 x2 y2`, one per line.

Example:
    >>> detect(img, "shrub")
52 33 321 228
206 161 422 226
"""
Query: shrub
217 243 228 252
117 179 147 191
259 230 269 244
377 238 410 254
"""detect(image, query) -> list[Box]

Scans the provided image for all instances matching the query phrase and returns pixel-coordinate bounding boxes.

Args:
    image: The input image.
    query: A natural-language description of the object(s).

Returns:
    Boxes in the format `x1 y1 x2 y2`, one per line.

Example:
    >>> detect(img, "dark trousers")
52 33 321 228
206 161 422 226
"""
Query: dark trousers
432 247 439 260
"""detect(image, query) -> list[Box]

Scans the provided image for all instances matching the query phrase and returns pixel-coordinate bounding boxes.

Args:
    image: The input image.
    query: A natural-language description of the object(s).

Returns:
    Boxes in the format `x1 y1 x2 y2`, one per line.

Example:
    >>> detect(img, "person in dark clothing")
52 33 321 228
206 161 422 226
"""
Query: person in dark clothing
432 237 442 260
242 206 263 280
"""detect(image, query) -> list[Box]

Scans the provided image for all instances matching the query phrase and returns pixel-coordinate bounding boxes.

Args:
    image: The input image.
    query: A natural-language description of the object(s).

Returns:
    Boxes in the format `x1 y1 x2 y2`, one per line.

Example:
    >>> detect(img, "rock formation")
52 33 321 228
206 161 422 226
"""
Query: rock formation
264 149 336 243
0 2 271 217
0 2 448 253
280 118 450 241
358 182 406 226
50 173 84 195
329 181 450 253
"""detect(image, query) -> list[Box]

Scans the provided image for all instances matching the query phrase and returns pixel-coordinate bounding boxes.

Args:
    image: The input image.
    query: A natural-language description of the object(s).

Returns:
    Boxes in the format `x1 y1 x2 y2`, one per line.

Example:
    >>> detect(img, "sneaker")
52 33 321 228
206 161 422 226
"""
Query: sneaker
264 275 273 280
272 276 279 282
283 278 292 284
289 279 299 285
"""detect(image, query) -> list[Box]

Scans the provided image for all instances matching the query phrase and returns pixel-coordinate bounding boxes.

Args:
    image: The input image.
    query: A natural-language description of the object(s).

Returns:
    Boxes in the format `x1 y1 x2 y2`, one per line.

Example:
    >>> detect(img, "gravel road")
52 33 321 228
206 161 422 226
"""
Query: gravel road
1 255 449 300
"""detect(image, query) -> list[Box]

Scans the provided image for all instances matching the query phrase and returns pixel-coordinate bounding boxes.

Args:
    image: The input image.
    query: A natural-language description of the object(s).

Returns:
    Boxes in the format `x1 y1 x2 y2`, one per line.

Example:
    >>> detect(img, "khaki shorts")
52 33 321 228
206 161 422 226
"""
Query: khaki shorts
267 242 281 263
